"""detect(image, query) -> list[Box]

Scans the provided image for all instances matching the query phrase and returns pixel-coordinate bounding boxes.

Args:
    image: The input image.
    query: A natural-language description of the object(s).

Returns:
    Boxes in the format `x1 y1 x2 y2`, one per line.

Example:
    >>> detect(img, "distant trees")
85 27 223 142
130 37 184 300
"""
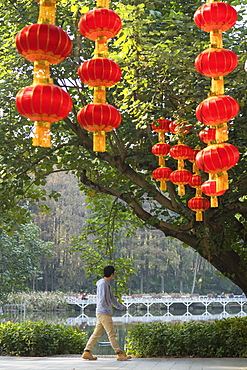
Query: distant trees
0 223 53 301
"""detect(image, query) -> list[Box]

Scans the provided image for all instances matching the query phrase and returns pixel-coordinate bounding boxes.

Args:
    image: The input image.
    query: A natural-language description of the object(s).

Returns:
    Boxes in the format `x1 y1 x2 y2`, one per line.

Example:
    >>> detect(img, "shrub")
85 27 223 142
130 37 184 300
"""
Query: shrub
126 317 247 358
0 321 87 356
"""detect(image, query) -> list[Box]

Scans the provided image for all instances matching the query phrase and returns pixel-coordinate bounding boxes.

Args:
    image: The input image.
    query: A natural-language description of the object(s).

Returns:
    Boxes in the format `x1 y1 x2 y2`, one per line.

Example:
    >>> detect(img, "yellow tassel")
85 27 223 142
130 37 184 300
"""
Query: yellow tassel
95 37 108 58
96 0 109 8
93 131 106 152
196 211 203 222
216 124 228 143
38 0 56 25
216 171 228 192
210 30 223 48
178 184 185 195
93 86 106 104
211 196 218 208
160 181 167 191
193 163 199 174
32 121 51 147
33 60 51 84
211 77 224 95
158 157 165 166
196 188 202 197
158 133 164 142
178 159 184 170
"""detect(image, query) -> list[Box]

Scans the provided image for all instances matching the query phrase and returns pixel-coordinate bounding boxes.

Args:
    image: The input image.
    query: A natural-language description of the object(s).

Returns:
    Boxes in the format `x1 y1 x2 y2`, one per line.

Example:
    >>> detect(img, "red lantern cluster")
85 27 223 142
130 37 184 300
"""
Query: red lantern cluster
151 119 172 191
15 0 72 147
194 1 239 194
77 0 122 152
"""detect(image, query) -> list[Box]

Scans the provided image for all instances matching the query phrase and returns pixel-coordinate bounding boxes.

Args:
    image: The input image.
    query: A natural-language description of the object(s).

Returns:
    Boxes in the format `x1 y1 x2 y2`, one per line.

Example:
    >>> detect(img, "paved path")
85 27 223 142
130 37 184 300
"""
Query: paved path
0 356 247 370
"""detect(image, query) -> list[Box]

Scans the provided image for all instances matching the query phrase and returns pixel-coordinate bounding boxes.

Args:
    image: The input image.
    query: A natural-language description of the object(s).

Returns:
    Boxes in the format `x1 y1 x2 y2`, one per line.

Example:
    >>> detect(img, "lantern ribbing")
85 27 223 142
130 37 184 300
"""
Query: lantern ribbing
77 0 122 152
15 0 72 147
194 0 239 193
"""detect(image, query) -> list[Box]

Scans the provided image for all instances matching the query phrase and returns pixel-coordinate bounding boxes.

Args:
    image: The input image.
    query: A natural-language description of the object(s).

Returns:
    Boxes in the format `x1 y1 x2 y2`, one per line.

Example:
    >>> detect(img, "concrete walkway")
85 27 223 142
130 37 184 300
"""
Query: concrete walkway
0 356 247 370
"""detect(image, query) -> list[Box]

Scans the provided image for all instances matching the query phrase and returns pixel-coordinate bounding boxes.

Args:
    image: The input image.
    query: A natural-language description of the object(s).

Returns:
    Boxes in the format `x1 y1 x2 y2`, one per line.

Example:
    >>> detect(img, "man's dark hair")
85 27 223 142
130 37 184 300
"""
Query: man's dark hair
104 265 115 277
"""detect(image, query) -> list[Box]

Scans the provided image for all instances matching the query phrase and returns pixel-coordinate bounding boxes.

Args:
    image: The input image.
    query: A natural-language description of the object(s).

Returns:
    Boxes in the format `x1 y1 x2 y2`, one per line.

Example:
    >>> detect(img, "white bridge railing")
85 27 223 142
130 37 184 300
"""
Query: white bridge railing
65 294 247 325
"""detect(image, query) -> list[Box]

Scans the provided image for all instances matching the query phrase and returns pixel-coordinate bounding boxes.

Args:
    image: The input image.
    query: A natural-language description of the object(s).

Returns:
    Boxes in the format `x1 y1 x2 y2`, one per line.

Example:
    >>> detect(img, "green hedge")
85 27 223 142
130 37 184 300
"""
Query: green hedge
0 321 87 356
126 317 247 358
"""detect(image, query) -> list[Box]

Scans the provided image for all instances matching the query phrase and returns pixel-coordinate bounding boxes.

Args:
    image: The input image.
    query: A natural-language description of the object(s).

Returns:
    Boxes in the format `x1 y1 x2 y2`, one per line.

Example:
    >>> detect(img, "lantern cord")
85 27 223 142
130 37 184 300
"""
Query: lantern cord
216 171 228 192
178 184 185 196
96 0 109 9
33 60 51 84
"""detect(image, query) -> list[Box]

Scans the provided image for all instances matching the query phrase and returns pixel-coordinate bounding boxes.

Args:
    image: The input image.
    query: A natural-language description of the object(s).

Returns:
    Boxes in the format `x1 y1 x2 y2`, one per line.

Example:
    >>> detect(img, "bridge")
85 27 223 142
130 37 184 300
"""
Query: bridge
65 294 247 325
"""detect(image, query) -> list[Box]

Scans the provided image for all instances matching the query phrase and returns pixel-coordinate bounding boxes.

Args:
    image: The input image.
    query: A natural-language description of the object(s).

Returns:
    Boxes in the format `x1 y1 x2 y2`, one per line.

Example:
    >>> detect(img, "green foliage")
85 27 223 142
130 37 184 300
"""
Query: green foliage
0 321 87 356
126 317 247 358
0 223 54 301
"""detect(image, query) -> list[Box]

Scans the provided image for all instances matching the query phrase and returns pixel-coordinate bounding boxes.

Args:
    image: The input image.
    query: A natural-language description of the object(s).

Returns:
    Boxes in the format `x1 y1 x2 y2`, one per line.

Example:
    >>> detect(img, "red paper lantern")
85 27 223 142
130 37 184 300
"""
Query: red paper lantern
195 48 238 77
199 128 216 144
16 84 72 122
77 103 121 132
152 167 172 181
188 197 210 221
196 95 239 126
202 179 226 207
196 143 239 174
194 2 237 32
78 9 122 41
152 166 172 191
151 119 171 133
78 58 121 87
170 144 193 160
15 23 72 64
170 169 192 195
169 119 191 135
152 143 170 156
189 174 203 188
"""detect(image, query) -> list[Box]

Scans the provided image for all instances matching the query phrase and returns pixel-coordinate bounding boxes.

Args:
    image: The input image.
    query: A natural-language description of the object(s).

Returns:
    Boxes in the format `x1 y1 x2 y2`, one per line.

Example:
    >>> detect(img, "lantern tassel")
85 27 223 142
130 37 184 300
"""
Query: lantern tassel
158 157 165 166
216 124 228 143
216 171 228 192
178 184 185 195
160 181 167 191
211 196 218 208
196 210 203 222
93 131 106 152
32 121 51 147
38 0 57 25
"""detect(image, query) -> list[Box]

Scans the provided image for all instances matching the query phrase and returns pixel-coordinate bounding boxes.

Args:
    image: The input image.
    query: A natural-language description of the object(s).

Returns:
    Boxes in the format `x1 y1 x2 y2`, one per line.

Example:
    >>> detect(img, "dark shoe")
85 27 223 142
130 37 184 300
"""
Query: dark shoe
116 350 131 360
82 350 97 360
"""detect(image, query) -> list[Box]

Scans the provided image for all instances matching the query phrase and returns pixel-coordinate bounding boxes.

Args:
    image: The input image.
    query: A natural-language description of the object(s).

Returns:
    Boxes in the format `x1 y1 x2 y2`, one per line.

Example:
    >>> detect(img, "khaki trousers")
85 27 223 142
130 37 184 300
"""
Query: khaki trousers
85 313 121 353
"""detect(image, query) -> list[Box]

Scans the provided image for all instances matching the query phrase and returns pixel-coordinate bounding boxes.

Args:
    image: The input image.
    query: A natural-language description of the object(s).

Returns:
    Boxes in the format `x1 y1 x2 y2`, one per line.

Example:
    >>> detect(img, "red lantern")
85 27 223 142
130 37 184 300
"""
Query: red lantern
196 143 239 191
199 128 216 144
194 2 237 32
78 58 121 87
16 84 72 122
15 23 72 64
202 179 226 207
77 103 121 152
196 95 239 126
151 119 171 133
78 9 122 41
170 169 192 195
152 167 172 191
188 197 210 221
195 48 238 78
152 143 170 166
169 119 191 135
170 144 193 160
189 174 203 188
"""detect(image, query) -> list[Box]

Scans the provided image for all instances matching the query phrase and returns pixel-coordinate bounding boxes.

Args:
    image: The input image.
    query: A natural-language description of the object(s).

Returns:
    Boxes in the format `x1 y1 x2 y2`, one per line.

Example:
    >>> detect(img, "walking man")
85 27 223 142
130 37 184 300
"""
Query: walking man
82 265 131 361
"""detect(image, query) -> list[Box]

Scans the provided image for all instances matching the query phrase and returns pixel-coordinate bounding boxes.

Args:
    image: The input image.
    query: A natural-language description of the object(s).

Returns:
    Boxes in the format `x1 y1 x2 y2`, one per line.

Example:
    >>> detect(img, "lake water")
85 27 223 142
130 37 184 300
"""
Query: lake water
4 304 247 355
